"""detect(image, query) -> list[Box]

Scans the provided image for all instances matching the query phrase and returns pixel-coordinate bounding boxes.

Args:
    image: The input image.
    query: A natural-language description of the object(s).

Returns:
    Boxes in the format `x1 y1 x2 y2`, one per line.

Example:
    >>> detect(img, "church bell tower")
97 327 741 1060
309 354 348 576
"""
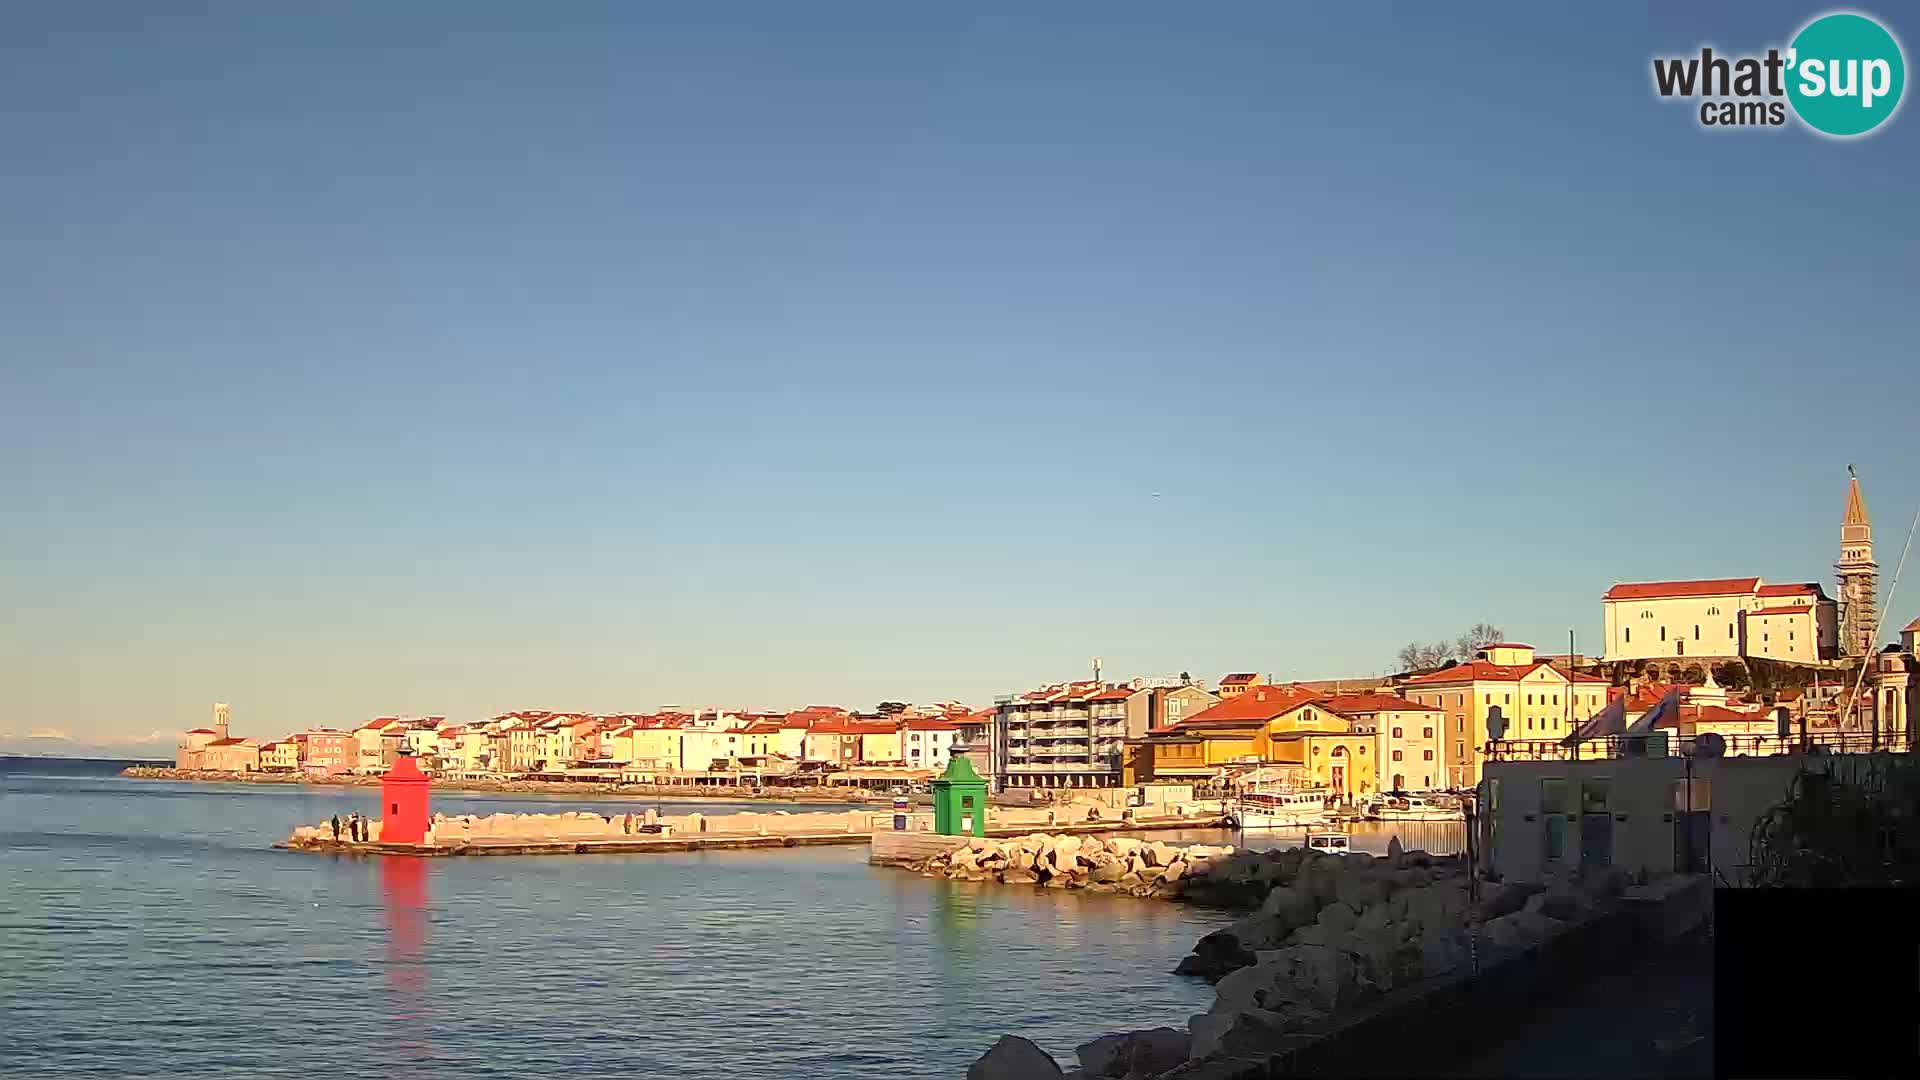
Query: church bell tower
1836 466 1878 657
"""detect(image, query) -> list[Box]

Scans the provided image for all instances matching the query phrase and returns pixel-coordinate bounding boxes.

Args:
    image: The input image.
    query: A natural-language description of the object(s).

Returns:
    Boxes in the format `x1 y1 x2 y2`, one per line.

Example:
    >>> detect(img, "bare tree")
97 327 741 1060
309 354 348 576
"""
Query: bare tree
1394 640 1455 672
1453 622 1506 660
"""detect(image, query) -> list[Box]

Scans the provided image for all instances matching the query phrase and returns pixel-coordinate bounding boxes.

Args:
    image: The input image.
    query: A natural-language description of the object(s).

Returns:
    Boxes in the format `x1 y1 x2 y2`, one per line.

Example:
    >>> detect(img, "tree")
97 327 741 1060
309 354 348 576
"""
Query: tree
875 701 910 716
1394 621 1508 672
1395 640 1455 672
1454 622 1506 660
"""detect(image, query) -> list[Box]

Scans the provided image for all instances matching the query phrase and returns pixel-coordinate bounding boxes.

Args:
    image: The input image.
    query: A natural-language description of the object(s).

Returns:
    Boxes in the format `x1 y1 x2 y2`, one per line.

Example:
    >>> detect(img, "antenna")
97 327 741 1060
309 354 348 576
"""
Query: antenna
1091 656 1103 683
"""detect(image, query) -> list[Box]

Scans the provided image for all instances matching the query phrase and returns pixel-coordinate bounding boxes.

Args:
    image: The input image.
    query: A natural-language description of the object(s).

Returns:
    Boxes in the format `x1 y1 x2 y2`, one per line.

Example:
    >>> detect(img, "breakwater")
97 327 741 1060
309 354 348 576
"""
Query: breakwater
281 808 1228 856
920 833 1677 1079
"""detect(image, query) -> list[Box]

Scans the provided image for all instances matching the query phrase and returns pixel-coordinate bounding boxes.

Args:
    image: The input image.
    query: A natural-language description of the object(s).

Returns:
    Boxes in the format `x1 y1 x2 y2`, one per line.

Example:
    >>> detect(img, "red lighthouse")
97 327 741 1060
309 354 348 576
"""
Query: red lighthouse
379 751 432 845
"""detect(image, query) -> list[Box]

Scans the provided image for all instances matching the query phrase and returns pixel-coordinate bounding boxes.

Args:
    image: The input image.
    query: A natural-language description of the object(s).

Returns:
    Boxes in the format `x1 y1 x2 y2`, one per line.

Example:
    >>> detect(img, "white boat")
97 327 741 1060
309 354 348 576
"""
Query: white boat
1225 787 1332 829
1306 832 1351 855
1367 794 1463 821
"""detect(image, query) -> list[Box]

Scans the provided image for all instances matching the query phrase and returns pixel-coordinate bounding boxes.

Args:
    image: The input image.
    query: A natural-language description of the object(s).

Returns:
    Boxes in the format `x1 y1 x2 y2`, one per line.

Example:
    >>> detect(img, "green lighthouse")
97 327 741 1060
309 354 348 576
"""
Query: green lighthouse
932 753 988 837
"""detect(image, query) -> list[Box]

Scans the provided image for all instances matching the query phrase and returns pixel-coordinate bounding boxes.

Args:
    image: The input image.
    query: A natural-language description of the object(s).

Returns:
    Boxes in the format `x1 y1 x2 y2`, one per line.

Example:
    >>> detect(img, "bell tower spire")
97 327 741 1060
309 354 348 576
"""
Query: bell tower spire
1836 466 1878 657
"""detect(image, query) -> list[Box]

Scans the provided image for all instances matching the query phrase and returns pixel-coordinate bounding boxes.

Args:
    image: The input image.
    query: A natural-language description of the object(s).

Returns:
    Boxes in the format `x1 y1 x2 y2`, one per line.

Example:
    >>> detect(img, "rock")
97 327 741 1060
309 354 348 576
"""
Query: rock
1108 837 1143 857
1174 928 1256 980
1315 901 1359 933
1075 1027 1190 1078
1473 882 1536 921
1160 859 1188 883
1119 871 1145 887
1524 888 1588 923
1187 1007 1301 1063
1004 869 1039 885
1043 874 1071 889
969 1035 1064 1080
1089 861 1126 884
1484 910 1561 951
1143 842 1171 867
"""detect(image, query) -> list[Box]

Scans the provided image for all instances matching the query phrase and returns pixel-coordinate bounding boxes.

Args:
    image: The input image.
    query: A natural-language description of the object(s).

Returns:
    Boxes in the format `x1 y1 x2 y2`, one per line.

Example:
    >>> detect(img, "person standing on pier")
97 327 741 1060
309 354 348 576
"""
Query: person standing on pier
330 814 341 841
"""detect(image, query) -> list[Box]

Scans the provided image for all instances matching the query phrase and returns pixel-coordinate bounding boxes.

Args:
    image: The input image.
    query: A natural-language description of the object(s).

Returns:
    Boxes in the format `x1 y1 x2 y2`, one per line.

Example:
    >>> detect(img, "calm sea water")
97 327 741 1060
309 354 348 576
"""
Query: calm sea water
0 762 1230 1079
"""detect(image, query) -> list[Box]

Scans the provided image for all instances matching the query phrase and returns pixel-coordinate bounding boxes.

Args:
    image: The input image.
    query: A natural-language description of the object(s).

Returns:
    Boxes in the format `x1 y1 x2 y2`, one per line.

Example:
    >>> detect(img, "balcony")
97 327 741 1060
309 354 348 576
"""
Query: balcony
1483 730 1895 763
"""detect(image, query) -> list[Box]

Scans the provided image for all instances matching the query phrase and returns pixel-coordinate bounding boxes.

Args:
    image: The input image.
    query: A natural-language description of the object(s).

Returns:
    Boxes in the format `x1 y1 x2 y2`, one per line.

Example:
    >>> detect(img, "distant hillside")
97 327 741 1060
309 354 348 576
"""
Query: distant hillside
0 733 172 762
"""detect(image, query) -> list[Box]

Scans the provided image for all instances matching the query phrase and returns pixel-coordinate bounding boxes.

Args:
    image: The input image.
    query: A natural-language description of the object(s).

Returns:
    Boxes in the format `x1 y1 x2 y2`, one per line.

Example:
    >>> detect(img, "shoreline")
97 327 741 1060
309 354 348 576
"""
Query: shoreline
119 766 888 804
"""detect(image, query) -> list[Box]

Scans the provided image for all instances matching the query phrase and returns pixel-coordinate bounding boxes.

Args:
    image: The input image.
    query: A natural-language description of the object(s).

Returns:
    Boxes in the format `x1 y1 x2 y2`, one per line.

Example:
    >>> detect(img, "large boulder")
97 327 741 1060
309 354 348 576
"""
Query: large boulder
1483 910 1562 951
1174 928 1257 981
968 1035 1063 1080
1089 860 1126 884
1074 1027 1189 1078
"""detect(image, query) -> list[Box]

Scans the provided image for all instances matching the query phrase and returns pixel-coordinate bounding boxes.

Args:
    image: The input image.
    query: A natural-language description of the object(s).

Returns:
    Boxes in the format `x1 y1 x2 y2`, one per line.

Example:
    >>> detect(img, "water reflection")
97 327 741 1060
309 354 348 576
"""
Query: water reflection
380 856 431 1069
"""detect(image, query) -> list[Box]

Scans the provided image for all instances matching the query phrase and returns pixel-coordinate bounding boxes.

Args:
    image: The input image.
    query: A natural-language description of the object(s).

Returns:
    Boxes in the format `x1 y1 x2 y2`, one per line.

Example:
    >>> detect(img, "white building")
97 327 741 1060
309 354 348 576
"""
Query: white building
1601 577 1837 664
902 717 960 771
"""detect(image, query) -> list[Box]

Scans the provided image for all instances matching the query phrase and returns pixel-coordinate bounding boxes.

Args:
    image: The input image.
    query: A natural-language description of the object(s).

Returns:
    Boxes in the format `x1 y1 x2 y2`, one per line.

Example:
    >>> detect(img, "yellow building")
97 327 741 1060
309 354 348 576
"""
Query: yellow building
1128 685 1380 798
859 726 903 764
625 725 687 770
1400 643 1609 788
1216 673 1267 698
260 740 300 772
1322 693 1446 793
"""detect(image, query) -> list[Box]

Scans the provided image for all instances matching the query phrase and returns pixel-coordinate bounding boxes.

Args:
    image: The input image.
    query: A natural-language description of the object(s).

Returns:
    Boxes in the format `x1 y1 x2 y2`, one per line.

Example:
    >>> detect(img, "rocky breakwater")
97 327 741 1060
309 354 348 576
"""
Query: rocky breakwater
915 834 1236 898
967 841 1630 1079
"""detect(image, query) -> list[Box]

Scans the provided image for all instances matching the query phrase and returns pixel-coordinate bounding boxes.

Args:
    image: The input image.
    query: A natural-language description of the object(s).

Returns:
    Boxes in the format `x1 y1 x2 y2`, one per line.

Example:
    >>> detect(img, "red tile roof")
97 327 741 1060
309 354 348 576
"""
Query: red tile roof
1172 685 1326 727
1748 604 1812 616
1087 687 1134 702
1756 583 1821 597
1219 673 1260 685
184 728 216 735
1481 643 1533 650
1603 578 1760 601
904 718 961 732
1406 660 1608 686
1322 693 1439 715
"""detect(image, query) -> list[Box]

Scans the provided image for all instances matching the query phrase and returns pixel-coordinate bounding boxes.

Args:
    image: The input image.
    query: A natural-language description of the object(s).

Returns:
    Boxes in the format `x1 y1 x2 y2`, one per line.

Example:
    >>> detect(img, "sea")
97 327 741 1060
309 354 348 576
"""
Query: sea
0 758 1233 1079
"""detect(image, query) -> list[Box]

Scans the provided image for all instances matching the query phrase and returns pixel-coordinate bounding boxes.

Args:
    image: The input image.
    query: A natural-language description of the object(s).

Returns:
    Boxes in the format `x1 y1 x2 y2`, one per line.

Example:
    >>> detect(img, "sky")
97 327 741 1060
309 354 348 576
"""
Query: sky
4 3 1917 742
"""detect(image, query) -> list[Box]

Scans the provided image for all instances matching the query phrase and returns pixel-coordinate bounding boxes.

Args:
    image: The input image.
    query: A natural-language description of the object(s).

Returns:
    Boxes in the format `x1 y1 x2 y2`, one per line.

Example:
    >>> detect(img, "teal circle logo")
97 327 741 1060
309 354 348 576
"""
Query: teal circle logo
1786 13 1906 136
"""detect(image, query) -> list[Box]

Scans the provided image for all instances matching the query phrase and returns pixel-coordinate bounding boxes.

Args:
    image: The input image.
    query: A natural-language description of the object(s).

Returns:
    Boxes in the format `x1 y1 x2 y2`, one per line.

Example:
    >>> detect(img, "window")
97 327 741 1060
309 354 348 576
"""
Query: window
1423 775 1431 787
1392 750 1403 761
1392 726 1403 738
1581 779 1611 813
1728 623 1734 638
1707 606 1720 616
1526 718 1533 730
1552 694 1559 705
1422 726 1434 738
1504 694 1511 704
1423 749 1434 761
1457 716 1464 732
1358 745 1367 755
1526 694 1533 705
1625 628 1631 643
1660 626 1667 641
1789 631 1795 641
1693 625 1700 640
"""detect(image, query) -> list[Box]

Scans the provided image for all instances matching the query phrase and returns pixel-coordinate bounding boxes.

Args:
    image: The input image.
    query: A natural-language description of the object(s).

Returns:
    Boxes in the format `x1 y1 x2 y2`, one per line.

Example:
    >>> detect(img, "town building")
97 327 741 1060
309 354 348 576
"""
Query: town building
259 740 300 772
993 682 1131 789
1601 578 1838 664
902 716 960 770
1125 684 1379 798
175 703 232 769
1837 467 1878 658
299 729 353 776
1401 643 1610 789
1216 673 1266 698
1320 693 1446 792
1858 617 1919 750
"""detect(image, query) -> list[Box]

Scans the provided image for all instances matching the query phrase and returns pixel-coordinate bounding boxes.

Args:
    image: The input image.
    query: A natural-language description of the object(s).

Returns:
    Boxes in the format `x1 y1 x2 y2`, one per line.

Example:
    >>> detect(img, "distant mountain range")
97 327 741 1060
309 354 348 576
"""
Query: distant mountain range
0 731 173 762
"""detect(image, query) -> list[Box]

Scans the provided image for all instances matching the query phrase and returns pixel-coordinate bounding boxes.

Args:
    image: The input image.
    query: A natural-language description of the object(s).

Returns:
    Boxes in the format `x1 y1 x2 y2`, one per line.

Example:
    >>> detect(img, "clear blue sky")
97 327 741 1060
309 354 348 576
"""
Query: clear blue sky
4 3 1916 741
